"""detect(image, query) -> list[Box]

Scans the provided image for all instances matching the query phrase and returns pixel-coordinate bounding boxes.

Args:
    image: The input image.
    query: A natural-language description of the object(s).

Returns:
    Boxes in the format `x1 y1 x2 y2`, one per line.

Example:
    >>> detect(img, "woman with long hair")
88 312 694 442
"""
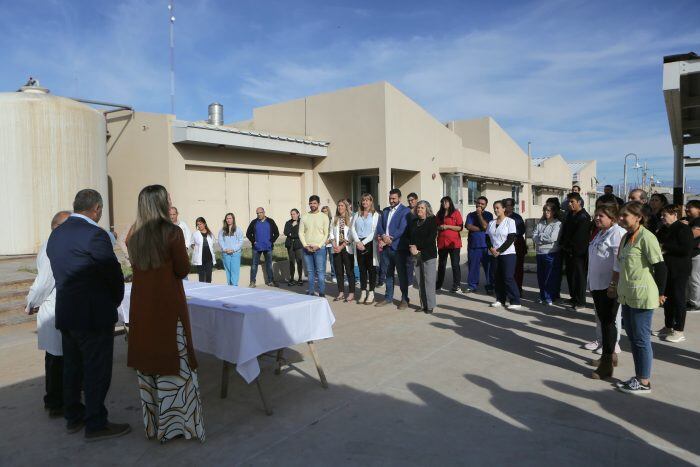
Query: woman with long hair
586 203 626 380
329 199 356 302
613 201 667 394
532 202 562 305
191 217 215 283
409 200 439 313
218 213 244 286
284 209 304 286
126 184 205 443
656 204 693 343
435 196 463 293
351 193 380 305
486 200 521 310
684 199 700 312
321 205 336 283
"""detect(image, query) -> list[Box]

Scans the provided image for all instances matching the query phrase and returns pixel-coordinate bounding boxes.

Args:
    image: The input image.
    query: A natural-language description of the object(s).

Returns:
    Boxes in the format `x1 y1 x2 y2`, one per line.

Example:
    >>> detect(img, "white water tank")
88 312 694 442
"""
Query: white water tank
0 84 108 255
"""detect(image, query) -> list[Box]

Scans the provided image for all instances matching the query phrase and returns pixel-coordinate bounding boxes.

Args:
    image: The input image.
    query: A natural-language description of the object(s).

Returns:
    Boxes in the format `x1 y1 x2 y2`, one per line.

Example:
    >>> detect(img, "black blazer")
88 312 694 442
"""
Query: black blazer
560 209 592 257
46 216 125 330
283 219 303 250
657 220 693 276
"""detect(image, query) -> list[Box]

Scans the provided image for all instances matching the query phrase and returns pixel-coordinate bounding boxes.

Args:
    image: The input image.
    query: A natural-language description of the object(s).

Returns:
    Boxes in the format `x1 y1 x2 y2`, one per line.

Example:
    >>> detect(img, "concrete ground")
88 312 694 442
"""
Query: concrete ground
1 269 699 466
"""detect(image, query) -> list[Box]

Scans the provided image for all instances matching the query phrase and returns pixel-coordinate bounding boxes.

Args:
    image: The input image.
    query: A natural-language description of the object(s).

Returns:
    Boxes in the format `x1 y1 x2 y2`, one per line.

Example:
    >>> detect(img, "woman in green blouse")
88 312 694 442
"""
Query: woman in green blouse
611 201 667 395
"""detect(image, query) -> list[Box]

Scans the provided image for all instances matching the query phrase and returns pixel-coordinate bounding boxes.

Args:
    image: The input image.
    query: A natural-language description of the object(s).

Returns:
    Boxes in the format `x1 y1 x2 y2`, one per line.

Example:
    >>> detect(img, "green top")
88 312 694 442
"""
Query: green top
616 226 663 310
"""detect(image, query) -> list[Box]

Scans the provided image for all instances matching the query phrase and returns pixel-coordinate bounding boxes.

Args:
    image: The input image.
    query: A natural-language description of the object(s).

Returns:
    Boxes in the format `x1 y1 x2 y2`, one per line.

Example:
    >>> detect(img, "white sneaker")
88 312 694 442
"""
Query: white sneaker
358 290 367 304
594 346 603 355
366 291 375 305
663 330 686 343
614 343 621 354
490 301 503 308
584 340 600 351
507 304 522 311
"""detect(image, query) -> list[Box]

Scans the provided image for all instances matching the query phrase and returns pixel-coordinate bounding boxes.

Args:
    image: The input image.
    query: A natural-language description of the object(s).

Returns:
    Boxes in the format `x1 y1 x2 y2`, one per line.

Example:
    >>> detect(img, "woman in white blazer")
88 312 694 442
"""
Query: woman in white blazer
351 193 380 305
191 216 216 283
329 199 356 302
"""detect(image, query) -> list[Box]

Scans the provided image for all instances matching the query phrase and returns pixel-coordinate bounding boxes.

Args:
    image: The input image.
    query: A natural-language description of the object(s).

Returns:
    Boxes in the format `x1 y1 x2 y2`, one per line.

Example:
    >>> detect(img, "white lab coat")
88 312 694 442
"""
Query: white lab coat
177 220 192 250
351 212 380 267
190 230 216 266
25 242 62 356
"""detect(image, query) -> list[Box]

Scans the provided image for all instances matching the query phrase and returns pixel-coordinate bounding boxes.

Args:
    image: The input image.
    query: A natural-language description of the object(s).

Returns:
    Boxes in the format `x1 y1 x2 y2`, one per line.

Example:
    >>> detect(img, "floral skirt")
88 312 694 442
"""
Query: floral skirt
137 320 206 443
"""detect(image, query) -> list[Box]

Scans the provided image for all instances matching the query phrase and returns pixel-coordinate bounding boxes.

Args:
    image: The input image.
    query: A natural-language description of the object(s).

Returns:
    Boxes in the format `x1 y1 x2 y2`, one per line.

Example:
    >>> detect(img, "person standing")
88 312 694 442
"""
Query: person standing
562 185 585 212
126 185 205 443
409 201 439 313
283 209 304 286
405 192 419 287
321 205 336 283
169 206 192 251
603 185 624 207
246 208 280 287
684 200 700 313
191 217 215 283
503 198 527 294
614 201 667 394
532 203 562 305
464 196 494 294
486 200 521 310
376 189 411 309
559 192 592 311
25 210 71 418
656 205 693 343
299 195 330 297
218 213 244 286
352 194 380 304
46 189 129 441
586 203 626 380
435 196 463 293
329 199 356 302
347 198 361 286
647 193 669 235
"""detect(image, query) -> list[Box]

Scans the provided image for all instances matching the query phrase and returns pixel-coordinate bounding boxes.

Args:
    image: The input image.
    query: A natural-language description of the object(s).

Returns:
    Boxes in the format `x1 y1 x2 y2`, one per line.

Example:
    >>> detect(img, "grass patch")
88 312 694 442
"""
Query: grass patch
17 266 38 275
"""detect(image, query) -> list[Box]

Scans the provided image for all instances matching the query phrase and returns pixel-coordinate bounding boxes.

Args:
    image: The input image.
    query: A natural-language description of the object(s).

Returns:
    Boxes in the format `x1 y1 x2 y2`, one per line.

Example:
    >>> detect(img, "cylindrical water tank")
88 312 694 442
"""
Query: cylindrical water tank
208 102 223 125
0 86 108 255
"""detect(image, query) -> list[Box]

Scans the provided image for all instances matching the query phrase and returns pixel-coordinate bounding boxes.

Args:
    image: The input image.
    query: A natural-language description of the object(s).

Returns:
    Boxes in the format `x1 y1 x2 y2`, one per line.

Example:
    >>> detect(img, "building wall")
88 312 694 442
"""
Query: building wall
531 155 572 213
573 160 598 208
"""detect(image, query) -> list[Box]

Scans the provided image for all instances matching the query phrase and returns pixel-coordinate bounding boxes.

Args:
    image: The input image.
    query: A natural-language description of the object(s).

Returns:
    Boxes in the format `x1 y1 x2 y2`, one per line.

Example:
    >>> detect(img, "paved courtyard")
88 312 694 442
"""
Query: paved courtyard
1 270 699 466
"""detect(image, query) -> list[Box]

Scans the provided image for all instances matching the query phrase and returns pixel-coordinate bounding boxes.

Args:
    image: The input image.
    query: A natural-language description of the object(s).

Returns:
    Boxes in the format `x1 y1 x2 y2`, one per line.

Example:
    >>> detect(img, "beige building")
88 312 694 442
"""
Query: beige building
530 155 573 215
106 82 584 239
568 160 598 208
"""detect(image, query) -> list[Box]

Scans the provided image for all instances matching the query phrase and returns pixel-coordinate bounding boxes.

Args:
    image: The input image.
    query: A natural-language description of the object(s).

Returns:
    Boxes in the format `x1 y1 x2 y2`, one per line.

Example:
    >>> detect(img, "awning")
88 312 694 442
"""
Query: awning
171 120 329 157
439 167 528 185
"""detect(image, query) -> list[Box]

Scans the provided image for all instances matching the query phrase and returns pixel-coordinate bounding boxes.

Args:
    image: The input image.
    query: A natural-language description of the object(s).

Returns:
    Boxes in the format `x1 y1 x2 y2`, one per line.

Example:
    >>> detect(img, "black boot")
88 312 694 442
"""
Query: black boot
591 354 614 380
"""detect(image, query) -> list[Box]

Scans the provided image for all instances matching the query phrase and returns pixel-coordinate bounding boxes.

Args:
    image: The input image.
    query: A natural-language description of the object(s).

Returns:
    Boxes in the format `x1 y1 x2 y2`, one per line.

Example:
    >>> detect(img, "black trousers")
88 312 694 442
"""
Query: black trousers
436 248 461 291
197 261 213 283
61 328 114 432
287 247 303 280
357 240 377 291
564 254 587 306
591 289 619 355
333 250 356 294
44 352 64 410
664 271 690 331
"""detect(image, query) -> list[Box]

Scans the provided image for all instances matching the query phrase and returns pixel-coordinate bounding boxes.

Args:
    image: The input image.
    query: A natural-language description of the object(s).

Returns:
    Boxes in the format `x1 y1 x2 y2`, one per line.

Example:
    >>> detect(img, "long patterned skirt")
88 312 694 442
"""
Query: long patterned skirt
137 320 206 443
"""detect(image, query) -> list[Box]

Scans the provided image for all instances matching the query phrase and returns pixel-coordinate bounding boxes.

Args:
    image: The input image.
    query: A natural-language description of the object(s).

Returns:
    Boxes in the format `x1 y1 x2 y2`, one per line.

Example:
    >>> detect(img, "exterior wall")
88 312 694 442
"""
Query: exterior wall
572 160 597 208
531 155 572 214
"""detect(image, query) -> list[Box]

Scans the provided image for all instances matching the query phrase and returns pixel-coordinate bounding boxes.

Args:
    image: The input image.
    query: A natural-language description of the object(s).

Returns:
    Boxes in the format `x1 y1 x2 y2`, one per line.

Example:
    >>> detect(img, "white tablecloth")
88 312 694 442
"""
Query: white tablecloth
118 281 336 383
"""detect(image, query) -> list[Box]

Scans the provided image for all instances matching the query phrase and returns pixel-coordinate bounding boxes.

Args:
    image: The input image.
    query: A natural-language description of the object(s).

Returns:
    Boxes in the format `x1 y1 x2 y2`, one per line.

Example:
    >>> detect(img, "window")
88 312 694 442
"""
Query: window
466 179 481 205
511 185 521 213
532 188 538 207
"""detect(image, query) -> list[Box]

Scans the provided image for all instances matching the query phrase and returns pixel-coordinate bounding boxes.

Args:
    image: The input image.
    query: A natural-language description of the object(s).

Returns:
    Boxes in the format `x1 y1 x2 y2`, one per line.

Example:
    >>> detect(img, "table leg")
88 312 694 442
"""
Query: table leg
307 341 328 389
255 378 273 416
274 349 284 375
220 360 230 399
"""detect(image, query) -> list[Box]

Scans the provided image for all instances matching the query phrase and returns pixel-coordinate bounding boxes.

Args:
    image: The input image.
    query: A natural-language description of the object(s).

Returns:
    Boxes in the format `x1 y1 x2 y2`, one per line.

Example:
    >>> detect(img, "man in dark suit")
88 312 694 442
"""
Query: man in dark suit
46 189 129 441
559 192 592 311
375 188 411 309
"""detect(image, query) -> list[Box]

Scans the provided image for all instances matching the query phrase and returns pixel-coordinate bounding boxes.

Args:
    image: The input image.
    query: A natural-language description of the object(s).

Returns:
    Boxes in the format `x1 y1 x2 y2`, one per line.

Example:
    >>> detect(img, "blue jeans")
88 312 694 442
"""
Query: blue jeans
222 251 241 286
536 252 561 302
304 248 327 295
622 305 654 380
251 250 273 284
467 247 493 290
382 248 409 302
494 254 520 305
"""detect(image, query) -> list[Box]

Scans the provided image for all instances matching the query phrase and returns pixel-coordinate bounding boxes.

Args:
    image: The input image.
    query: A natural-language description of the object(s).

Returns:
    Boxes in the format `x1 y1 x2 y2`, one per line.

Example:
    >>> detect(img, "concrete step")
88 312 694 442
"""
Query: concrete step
0 300 34 327
0 289 27 304
0 278 34 293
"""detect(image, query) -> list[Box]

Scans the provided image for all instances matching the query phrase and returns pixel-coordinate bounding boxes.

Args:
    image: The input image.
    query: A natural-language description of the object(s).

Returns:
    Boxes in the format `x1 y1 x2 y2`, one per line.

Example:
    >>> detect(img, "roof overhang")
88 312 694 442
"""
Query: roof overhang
171 120 329 157
440 167 527 185
664 53 700 158
531 183 569 192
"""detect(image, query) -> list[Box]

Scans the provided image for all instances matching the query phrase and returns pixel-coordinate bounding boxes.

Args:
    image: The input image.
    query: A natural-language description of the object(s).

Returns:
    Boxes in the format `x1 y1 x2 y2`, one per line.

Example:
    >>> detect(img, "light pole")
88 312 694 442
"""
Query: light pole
623 153 640 197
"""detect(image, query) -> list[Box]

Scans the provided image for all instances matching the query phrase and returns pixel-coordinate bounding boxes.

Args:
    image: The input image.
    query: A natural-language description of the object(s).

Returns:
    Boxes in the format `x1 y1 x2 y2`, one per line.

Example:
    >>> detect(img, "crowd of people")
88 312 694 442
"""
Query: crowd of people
23 181 699 445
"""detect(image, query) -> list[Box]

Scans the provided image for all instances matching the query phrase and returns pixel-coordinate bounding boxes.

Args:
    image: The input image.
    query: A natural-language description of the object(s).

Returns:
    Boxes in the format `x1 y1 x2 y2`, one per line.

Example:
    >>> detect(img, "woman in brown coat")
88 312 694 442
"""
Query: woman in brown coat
126 185 205 443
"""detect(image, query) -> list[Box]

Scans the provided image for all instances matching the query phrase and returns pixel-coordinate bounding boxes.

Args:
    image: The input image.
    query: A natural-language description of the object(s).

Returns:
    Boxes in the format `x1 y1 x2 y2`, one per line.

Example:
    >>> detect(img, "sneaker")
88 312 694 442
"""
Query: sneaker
449 289 459 294
85 422 131 442
584 340 600 351
545 301 553 306
249 281 256 288
663 330 686 343
594 346 603 355
374 300 391 307
358 290 367 304
507 304 522 311
490 301 503 308
397 300 409 310
616 377 651 395
366 291 375 305
287 280 295 286
652 327 671 337
463 288 475 294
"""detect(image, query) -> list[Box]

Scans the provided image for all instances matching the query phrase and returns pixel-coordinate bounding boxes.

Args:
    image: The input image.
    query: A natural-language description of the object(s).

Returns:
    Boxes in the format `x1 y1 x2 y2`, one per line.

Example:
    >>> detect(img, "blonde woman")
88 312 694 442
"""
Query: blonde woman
329 199 356 302
126 184 205 443
351 193 380 304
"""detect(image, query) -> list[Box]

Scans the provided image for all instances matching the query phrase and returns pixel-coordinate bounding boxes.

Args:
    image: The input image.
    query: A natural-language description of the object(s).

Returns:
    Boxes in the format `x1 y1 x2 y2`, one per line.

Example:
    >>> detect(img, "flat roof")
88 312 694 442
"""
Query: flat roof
171 120 329 157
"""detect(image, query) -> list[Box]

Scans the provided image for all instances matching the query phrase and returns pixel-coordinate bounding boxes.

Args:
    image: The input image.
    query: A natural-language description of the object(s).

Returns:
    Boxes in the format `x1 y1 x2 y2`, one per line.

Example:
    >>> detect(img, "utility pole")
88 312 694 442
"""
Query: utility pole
168 0 176 115
623 153 639 196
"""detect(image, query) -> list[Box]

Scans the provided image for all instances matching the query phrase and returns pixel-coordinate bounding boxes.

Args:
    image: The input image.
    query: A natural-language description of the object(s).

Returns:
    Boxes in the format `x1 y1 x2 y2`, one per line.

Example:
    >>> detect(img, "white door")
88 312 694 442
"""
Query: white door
224 170 250 228
269 172 302 223
185 166 227 235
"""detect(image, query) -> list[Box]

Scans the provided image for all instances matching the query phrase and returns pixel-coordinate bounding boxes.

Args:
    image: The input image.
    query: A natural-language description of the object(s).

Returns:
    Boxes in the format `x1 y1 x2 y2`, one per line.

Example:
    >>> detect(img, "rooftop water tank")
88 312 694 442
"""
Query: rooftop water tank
208 102 223 125
0 81 109 255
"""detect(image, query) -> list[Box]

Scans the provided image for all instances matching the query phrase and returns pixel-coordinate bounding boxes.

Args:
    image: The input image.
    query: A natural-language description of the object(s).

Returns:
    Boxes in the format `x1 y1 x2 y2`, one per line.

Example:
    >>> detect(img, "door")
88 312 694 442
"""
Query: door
224 170 250 227
185 166 227 233
269 172 302 222
248 172 270 221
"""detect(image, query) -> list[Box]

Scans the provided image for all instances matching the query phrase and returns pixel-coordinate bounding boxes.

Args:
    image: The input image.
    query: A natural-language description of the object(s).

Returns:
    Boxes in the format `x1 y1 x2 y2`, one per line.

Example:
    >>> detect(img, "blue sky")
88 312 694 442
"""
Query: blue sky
2 0 699 189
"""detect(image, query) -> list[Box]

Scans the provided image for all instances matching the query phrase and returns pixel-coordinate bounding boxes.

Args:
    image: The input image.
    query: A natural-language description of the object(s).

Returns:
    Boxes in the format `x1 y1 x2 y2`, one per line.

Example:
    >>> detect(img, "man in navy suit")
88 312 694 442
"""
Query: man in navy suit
46 189 130 442
375 188 411 309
